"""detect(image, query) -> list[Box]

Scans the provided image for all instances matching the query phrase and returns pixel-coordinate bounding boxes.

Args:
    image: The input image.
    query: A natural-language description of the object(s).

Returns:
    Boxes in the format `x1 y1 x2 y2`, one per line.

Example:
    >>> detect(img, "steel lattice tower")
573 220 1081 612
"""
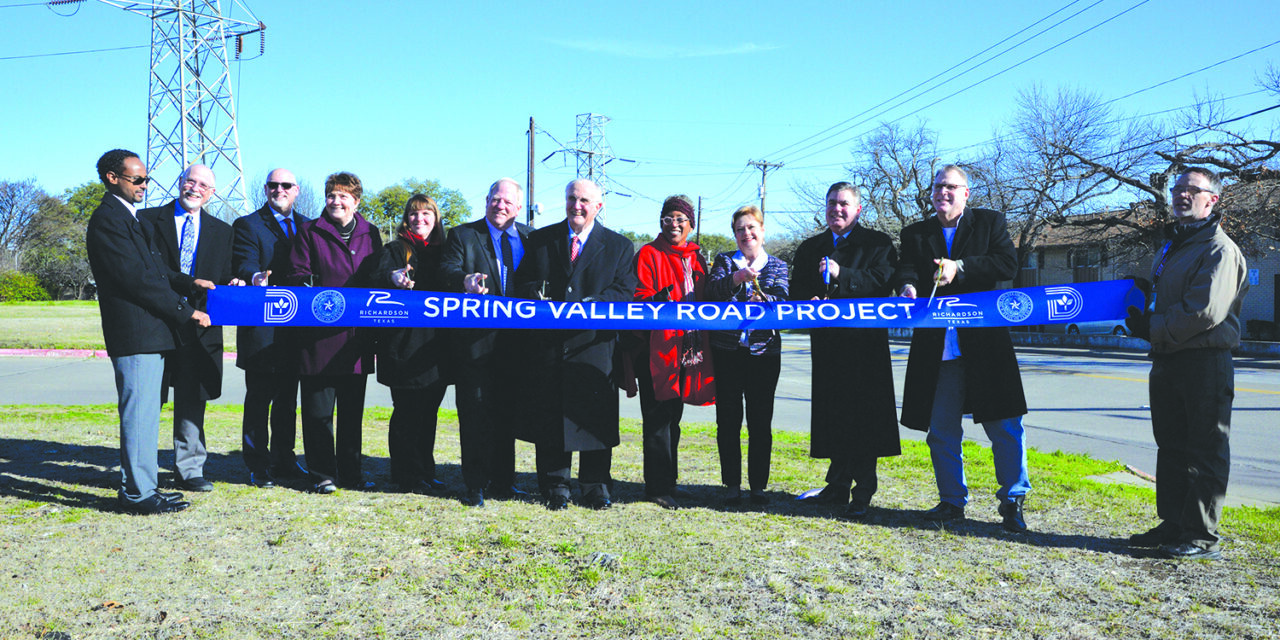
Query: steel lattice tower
99 0 264 219
573 113 614 195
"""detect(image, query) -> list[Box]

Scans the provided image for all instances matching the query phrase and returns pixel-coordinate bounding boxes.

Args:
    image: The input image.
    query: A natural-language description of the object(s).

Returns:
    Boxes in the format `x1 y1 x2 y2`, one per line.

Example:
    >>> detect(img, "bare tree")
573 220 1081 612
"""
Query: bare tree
0 179 45 269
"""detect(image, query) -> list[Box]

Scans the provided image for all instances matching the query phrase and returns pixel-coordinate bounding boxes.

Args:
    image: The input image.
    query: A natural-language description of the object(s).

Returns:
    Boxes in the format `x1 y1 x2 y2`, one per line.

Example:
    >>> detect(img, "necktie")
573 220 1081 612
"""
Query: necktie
500 232 514 294
283 218 293 238
179 213 196 275
570 236 581 264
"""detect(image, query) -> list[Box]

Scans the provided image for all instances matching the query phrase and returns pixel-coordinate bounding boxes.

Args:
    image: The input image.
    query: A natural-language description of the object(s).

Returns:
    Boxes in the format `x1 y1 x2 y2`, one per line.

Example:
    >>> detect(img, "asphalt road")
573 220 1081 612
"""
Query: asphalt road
1 338 1276 506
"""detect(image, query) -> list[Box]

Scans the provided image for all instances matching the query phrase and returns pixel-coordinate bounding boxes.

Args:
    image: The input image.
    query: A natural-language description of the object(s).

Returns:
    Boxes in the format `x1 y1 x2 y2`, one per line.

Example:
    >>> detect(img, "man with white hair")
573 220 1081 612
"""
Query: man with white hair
142 164 237 493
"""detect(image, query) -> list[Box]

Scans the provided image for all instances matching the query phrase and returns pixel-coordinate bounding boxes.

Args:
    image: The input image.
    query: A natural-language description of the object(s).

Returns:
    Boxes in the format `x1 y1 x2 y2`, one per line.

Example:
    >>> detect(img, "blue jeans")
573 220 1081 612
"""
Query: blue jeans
926 359 1030 507
112 352 166 503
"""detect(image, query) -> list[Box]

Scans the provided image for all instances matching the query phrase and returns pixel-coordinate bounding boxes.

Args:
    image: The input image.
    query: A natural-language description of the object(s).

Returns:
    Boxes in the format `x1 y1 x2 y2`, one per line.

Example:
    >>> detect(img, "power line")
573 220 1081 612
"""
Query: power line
763 0 1103 161
782 0 1154 166
0 44 147 61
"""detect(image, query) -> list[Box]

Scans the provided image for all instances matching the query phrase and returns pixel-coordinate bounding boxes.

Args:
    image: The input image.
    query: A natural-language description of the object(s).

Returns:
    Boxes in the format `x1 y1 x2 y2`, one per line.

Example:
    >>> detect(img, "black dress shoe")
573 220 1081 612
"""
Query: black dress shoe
155 490 185 503
1160 542 1221 560
588 495 613 511
923 501 965 521
724 488 744 506
272 460 308 479
546 493 569 511
749 490 769 505
840 500 870 521
461 488 485 507
649 495 680 510
120 494 190 515
312 479 337 495
178 477 214 492
998 496 1028 533
1128 523 1177 547
796 485 849 506
249 472 275 489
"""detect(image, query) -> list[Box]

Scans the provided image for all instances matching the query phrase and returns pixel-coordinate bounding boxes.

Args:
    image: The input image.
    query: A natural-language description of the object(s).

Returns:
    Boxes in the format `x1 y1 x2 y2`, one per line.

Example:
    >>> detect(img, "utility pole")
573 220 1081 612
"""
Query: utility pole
695 196 702 246
747 159 784 217
96 0 265 220
527 116 535 226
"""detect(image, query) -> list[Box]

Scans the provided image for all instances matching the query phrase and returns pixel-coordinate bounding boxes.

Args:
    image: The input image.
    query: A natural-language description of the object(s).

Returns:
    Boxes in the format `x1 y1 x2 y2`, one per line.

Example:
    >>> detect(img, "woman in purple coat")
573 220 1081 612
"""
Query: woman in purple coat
286 172 383 494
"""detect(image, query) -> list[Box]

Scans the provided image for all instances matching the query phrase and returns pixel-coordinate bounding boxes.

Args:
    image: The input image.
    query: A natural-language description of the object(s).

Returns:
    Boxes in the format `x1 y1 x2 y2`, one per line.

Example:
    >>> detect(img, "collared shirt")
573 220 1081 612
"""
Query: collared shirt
112 194 138 219
172 201 201 241
269 205 292 237
830 229 850 247
487 219 524 293
568 221 596 258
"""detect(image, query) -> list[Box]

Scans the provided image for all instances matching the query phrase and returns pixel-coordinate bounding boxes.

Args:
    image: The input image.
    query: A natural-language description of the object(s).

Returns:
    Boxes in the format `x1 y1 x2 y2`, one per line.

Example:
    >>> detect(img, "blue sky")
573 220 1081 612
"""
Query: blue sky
2 0 1278 238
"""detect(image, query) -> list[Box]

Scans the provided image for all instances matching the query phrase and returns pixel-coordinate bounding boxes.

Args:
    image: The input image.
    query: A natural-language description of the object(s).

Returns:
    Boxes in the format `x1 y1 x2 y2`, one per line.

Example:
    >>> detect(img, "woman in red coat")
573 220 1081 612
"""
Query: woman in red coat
286 172 382 494
631 195 713 510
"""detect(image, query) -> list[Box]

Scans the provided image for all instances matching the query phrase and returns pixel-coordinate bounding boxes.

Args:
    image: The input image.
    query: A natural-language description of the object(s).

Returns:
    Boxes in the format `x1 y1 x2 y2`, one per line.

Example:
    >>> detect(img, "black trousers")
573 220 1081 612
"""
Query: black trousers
1150 348 1233 550
388 383 447 485
300 374 368 485
825 456 879 504
241 366 300 474
537 447 613 501
712 347 780 492
455 368 517 492
636 353 682 496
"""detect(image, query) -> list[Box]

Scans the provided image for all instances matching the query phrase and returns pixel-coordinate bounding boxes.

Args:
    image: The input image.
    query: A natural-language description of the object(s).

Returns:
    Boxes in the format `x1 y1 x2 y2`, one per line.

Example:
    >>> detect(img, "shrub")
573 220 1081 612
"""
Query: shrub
0 271 52 302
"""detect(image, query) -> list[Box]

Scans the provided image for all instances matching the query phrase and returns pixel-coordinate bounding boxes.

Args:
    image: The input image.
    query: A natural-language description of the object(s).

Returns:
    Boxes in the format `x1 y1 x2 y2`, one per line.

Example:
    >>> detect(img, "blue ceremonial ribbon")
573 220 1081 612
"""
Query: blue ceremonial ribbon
208 280 1143 331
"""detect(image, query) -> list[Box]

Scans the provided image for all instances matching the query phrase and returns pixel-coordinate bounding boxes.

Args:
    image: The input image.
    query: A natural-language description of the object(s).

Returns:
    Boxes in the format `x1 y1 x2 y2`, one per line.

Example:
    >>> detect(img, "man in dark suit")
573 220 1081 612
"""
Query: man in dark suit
439 177 533 507
790 182 900 521
86 149 212 515
893 164 1032 533
231 168 311 488
142 164 237 493
515 178 638 511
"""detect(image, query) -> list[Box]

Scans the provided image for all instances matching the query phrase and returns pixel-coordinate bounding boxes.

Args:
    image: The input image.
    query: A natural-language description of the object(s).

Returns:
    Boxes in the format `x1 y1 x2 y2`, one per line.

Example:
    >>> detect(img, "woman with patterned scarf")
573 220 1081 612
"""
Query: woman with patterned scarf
631 194 715 510
371 194 451 496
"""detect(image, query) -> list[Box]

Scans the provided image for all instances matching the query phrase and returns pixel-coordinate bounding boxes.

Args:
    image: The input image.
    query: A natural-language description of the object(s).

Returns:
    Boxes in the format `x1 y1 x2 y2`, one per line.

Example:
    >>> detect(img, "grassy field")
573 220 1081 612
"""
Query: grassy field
1 405 1277 639
0 301 236 352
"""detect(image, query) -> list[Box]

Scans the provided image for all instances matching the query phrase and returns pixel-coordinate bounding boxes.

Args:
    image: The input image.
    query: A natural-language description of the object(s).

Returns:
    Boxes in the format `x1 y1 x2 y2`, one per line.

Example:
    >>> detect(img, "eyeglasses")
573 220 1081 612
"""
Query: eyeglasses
182 179 215 192
932 183 966 192
1170 185 1217 197
661 216 691 226
116 173 151 186
267 181 297 191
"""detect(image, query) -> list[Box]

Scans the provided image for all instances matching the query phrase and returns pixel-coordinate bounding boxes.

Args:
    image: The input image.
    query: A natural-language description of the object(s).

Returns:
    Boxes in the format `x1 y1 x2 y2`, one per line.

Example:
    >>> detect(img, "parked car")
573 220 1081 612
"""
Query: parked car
1043 319 1129 336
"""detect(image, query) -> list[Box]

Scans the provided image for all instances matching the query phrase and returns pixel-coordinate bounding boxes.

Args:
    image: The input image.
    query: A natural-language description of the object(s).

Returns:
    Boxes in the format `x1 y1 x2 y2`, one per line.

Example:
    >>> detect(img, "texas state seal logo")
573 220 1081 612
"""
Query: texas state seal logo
996 290 1033 323
312 290 346 324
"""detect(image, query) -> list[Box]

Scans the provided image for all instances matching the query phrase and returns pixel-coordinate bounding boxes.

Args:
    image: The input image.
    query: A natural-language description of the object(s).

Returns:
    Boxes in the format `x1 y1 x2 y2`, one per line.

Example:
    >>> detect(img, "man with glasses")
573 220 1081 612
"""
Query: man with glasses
1124 168 1247 560
893 165 1032 533
439 177 534 507
142 164 237 493
86 149 213 514
232 169 312 488
791 182 899 521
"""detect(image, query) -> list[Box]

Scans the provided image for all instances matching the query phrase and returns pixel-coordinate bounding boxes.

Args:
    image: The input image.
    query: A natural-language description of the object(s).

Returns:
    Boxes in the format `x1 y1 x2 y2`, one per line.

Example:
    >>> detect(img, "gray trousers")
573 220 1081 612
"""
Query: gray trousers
171 352 208 481
112 352 166 503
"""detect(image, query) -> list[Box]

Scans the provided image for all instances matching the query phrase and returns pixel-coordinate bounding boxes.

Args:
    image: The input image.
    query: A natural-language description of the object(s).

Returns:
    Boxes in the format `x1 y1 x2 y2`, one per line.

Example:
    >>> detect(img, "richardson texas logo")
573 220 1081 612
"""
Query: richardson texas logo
932 296 984 325
263 288 298 324
1044 286 1083 321
996 290 1034 323
360 290 410 325
311 289 346 323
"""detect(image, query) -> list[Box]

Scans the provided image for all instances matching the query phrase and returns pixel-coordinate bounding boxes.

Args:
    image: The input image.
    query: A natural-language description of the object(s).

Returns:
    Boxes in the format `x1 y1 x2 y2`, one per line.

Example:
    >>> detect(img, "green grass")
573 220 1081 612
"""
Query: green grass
0 300 237 352
1 404 1277 638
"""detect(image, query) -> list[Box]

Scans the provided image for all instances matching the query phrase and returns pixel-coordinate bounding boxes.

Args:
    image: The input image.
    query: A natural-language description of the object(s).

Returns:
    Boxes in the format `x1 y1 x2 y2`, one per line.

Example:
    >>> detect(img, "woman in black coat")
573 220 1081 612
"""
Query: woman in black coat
372 194 451 495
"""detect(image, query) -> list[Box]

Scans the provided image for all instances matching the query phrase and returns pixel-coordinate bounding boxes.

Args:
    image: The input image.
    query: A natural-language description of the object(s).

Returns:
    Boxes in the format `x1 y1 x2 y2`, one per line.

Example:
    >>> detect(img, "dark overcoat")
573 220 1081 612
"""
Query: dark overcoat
893 208 1027 430
790 225 901 459
437 218 535 440
142 201 234 401
284 212 382 376
231 204 310 372
514 220 638 452
85 195 192 357
371 237 450 389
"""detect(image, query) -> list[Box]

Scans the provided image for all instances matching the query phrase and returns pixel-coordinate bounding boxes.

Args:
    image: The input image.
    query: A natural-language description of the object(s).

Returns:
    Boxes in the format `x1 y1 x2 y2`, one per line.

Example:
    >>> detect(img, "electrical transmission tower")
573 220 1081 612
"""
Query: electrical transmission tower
573 113 615 194
97 0 265 219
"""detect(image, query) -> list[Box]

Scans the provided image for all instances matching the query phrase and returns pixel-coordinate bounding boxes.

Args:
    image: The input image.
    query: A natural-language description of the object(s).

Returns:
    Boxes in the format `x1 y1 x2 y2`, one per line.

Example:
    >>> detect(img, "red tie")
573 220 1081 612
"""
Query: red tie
284 218 293 238
570 236 581 263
